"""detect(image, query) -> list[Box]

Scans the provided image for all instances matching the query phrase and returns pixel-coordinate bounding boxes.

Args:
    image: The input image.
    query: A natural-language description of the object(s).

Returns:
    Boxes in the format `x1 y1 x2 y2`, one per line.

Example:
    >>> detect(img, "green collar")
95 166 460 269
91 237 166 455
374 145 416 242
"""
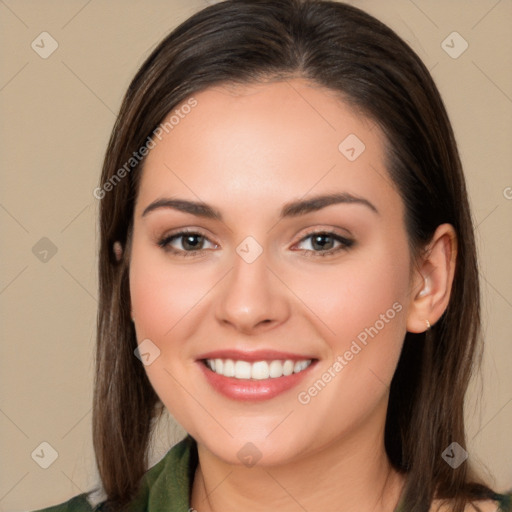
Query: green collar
126 434 198 511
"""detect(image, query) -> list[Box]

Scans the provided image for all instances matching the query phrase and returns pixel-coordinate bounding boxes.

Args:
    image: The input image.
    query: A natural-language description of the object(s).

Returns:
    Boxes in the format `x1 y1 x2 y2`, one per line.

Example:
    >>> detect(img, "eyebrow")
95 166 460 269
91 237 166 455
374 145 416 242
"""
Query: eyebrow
141 192 379 220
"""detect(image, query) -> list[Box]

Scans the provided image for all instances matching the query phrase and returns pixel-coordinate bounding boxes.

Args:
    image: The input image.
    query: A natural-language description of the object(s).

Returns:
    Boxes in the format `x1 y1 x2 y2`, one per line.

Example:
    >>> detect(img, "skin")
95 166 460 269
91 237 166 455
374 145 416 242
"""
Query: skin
128 78 461 512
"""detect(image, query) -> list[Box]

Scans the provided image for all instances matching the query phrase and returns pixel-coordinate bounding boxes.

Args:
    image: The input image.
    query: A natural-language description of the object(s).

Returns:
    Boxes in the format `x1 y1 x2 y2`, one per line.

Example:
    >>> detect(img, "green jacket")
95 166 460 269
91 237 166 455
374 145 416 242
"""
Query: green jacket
33 436 512 511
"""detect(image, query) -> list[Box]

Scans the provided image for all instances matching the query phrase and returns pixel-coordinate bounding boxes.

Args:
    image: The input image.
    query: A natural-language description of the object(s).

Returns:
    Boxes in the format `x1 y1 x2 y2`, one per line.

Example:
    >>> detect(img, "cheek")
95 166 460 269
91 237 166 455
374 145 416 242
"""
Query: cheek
292 242 410 410
291 247 409 436
295 245 409 344
343 262 406 343
345 252 409 360
128 241 205 420
129 243 208 342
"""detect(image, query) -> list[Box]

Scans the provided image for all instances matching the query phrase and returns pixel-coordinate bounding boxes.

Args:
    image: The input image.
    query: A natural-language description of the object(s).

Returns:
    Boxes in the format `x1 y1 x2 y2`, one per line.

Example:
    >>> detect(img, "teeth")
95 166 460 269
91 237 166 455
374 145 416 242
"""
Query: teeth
205 358 312 380
294 360 309 373
269 360 283 378
251 361 269 380
283 360 294 376
234 360 252 379
223 359 235 377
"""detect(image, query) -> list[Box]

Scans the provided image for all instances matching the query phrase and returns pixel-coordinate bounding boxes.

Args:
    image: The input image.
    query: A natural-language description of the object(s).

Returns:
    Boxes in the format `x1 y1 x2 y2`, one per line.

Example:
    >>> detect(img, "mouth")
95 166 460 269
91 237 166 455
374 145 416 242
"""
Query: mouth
196 350 317 401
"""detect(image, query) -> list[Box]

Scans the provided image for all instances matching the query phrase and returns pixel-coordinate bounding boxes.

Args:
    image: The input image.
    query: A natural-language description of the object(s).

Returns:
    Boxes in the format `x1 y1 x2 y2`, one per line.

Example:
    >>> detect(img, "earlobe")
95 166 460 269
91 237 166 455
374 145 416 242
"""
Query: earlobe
113 241 123 261
406 224 457 333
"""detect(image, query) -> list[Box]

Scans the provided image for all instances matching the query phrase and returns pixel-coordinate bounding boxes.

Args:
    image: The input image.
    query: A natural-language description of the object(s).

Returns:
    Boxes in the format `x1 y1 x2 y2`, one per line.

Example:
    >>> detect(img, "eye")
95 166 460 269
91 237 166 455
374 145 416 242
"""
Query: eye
157 228 354 258
294 230 354 257
158 229 218 257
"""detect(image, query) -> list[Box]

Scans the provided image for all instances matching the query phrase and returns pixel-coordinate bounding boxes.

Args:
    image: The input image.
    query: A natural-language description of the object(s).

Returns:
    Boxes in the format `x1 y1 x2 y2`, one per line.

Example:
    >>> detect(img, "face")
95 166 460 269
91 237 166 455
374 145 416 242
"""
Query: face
129 79 415 466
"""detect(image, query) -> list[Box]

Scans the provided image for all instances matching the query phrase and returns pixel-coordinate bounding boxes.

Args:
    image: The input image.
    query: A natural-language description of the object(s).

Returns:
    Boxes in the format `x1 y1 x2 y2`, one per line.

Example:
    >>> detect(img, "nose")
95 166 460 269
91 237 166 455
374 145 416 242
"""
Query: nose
215 247 290 335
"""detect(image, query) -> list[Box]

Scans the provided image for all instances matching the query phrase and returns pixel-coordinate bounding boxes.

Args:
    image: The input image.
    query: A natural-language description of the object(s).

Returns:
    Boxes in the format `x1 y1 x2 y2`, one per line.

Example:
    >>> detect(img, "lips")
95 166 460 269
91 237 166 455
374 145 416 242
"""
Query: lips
196 350 317 401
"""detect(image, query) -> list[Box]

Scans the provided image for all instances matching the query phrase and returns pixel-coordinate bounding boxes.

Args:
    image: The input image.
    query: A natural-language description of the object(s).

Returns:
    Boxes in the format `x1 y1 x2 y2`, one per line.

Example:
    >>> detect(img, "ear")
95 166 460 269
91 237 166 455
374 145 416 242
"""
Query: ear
113 241 123 262
406 223 457 333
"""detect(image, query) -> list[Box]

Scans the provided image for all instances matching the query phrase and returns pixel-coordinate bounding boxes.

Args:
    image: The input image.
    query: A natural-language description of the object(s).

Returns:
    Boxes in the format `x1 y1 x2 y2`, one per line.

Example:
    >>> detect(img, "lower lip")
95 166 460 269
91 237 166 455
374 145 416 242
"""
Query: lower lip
198 361 316 401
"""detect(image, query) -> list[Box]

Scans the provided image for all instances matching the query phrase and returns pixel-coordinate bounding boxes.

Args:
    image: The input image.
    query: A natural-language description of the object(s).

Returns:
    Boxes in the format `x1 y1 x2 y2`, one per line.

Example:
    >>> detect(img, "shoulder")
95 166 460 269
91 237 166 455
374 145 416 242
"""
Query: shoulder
429 491 512 512
29 435 197 512
464 490 512 512
464 500 503 512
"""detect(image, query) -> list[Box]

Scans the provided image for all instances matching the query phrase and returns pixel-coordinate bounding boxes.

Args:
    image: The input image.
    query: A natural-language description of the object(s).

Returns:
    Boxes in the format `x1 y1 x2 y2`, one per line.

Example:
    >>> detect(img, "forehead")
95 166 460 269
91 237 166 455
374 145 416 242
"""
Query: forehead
136 78 402 220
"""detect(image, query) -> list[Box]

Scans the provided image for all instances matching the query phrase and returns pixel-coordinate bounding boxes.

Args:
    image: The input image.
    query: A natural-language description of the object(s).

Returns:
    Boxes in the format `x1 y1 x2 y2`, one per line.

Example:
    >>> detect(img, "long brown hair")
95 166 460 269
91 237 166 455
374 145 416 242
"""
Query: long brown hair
93 1 498 510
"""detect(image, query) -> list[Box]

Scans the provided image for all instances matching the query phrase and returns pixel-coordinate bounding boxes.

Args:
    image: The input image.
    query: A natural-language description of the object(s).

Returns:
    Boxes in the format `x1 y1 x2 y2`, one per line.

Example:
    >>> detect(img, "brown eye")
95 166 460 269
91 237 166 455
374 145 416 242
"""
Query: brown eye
158 230 218 256
310 233 335 251
295 231 354 256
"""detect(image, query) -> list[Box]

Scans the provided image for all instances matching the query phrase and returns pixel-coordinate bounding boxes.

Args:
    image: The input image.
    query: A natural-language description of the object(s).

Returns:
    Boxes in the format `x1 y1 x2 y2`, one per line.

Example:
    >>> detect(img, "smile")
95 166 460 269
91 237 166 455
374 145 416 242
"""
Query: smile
196 350 317 401
204 358 313 380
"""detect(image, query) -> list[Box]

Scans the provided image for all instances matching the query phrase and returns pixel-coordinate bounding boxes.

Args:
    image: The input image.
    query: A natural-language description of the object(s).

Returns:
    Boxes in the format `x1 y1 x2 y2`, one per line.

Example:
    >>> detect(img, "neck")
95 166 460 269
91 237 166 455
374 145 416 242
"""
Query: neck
190 405 405 512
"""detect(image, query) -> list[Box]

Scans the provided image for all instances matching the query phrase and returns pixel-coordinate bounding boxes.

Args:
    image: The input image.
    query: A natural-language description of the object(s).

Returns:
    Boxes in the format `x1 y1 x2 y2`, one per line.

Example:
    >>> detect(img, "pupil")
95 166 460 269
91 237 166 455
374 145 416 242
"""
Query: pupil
313 234 333 251
184 235 202 250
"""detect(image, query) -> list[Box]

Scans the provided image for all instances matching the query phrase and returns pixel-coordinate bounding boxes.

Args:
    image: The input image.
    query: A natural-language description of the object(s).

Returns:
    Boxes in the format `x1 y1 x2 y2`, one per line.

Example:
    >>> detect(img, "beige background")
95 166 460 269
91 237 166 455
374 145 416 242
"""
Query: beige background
0 0 511 510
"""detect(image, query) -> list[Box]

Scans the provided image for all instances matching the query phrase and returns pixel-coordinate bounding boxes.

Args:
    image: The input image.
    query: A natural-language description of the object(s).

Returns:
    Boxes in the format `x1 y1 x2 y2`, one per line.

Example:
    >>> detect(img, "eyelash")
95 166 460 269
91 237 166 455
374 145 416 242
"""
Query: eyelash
157 228 354 258
296 228 354 257
157 229 217 258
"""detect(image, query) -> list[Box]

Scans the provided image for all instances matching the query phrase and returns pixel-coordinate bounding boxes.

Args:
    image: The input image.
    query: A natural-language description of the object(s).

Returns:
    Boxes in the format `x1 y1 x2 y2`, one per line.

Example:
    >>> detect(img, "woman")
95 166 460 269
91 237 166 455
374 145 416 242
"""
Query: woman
35 0 511 511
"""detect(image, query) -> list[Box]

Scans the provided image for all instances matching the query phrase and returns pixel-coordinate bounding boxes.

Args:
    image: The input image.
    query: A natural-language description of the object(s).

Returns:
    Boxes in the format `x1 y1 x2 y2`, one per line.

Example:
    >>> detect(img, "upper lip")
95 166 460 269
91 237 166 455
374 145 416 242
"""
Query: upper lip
196 349 316 362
